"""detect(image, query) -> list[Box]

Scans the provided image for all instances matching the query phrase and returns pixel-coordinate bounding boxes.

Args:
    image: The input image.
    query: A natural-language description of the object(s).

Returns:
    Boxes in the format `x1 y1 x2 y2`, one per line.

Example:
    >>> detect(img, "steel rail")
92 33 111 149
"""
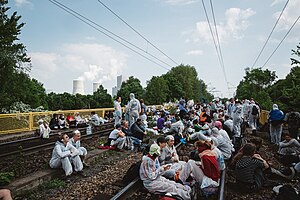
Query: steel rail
0 125 114 158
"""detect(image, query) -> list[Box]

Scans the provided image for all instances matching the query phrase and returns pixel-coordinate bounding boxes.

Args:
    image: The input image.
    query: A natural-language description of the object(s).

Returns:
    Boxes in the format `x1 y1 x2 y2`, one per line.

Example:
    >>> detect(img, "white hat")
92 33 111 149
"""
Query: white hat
149 143 161 156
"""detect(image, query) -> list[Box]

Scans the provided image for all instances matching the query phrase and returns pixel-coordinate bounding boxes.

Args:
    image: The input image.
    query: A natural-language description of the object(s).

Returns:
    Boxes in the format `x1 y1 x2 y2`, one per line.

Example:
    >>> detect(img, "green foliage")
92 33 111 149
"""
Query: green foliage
145 76 169 105
41 178 65 189
0 172 14 186
117 76 145 105
291 43 300 66
236 67 277 104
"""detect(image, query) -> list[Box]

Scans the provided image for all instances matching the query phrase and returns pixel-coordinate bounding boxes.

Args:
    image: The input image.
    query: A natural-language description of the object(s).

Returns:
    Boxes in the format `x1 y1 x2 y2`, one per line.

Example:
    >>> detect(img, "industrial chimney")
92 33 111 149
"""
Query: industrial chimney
93 82 101 93
73 79 85 95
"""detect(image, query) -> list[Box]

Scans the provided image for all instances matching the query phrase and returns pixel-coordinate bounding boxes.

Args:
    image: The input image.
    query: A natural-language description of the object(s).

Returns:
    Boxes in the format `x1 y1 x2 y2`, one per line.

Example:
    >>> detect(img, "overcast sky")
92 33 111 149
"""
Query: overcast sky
8 0 300 98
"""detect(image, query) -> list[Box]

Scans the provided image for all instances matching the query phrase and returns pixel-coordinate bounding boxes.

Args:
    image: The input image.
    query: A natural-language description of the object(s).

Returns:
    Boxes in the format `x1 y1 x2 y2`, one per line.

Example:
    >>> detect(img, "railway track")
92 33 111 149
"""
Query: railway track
0 123 114 158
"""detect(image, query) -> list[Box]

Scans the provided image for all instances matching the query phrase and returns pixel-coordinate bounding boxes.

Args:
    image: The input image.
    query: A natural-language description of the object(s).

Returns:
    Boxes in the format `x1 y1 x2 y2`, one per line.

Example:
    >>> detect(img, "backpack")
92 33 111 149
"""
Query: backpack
122 161 141 184
288 112 299 125
251 105 259 115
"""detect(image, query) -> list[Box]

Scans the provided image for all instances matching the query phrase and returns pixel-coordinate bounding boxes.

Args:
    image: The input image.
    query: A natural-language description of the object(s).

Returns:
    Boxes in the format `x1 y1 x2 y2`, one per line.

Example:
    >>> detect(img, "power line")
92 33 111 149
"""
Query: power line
48 0 171 71
251 0 289 68
201 0 229 91
97 0 179 66
261 15 300 69
209 0 229 89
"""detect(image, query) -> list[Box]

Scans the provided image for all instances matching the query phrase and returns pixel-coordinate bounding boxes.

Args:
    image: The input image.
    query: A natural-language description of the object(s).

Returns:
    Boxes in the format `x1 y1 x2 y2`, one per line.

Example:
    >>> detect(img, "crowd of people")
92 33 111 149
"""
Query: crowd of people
9 94 299 199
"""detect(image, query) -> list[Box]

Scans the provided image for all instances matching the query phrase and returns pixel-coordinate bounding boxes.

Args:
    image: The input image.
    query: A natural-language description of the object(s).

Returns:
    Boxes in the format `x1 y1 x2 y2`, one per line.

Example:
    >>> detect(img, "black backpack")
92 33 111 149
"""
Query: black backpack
251 105 259 115
122 161 141 184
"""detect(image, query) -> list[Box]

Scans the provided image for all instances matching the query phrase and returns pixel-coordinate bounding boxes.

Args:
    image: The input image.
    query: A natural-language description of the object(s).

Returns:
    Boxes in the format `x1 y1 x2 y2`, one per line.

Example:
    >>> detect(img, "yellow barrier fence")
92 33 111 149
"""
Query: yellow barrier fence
0 108 115 134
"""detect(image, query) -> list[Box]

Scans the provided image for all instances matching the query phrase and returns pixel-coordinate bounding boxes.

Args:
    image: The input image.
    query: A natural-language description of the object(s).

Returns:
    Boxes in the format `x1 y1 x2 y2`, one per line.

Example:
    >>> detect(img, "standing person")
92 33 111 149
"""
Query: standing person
227 98 235 119
128 93 141 128
269 104 284 145
249 100 260 135
69 130 89 167
232 100 243 137
39 120 51 139
284 109 300 139
114 96 122 126
139 144 191 200
49 133 83 179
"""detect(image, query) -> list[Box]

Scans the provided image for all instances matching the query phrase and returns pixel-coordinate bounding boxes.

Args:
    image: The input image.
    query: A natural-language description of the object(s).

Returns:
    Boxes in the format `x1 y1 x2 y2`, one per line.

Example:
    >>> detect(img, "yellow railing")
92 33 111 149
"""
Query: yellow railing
0 108 115 135
0 106 268 135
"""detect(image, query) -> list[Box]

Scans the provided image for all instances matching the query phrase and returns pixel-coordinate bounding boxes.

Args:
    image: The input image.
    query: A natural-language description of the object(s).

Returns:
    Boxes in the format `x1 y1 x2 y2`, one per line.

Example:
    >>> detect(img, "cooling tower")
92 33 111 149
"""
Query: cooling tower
73 79 85 95
93 82 101 93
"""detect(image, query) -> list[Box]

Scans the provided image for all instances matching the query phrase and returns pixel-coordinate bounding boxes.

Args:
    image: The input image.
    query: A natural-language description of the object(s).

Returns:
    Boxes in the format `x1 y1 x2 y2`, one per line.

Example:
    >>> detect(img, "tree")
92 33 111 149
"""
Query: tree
236 68 277 109
291 43 300 66
117 76 145 105
92 85 113 108
145 76 169 105
0 1 48 111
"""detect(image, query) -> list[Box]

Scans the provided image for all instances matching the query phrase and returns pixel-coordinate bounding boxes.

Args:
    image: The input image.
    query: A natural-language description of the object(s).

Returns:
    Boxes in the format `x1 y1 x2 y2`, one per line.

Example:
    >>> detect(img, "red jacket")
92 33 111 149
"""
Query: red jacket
199 149 220 182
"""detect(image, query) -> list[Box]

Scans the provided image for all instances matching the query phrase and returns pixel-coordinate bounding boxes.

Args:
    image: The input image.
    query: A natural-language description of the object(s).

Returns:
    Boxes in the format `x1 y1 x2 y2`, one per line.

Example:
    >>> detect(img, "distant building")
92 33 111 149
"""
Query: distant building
112 86 117 97
93 82 101 93
73 79 84 95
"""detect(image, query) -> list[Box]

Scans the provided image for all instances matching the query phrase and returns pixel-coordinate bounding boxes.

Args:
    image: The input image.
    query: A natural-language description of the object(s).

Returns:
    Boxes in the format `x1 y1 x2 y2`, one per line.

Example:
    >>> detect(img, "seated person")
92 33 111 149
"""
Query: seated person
130 118 146 146
278 133 300 166
157 113 165 132
0 189 12 200
211 127 233 160
69 130 89 167
106 124 126 150
49 114 59 130
139 143 191 200
75 112 88 127
234 143 269 191
39 119 51 139
178 140 221 189
160 135 179 165
90 111 100 127
49 133 83 178
67 115 76 128
58 114 69 129
122 120 129 136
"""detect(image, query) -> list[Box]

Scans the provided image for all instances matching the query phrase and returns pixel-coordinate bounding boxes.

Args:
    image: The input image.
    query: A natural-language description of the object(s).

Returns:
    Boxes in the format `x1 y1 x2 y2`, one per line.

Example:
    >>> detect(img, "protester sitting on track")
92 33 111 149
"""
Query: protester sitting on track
157 112 165 132
157 137 167 150
90 111 100 127
122 120 129 136
277 133 300 166
211 127 233 160
177 140 222 191
160 135 180 165
0 189 12 200
39 119 51 139
49 133 83 179
130 118 146 147
169 115 184 138
139 143 191 200
234 143 270 191
74 112 88 128
69 130 89 167
105 124 127 150
58 114 69 129
49 113 59 130
223 115 234 138
269 104 284 145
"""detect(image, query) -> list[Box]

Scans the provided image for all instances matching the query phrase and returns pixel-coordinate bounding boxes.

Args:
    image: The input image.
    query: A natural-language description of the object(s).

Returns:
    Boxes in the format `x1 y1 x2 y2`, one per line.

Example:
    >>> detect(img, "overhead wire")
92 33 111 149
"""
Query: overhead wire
48 0 171 71
209 0 229 90
201 0 229 92
261 15 300 68
96 0 179 66
251 0 289 68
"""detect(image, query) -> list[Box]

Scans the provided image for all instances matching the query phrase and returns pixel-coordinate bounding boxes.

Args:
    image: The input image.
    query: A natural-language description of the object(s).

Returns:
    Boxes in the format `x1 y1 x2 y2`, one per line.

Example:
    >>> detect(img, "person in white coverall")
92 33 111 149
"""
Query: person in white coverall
128 93 141 128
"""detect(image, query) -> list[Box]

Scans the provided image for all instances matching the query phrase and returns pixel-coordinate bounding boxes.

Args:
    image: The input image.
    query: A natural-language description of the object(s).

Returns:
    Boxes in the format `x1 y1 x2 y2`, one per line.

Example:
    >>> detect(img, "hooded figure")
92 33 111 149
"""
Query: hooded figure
232 103 243 137
139 144 191 200
269 104 284 144
128 93 141 128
